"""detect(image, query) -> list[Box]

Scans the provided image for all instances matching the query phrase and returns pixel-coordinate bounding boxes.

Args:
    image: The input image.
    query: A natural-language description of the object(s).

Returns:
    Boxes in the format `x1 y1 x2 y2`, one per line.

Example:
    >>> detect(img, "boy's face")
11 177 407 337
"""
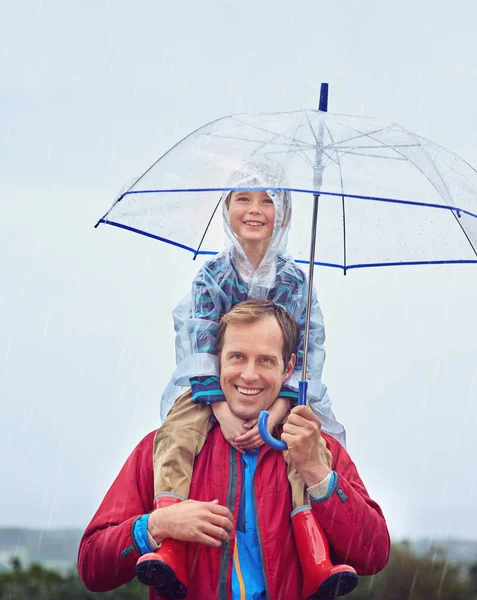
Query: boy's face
228 190 275 246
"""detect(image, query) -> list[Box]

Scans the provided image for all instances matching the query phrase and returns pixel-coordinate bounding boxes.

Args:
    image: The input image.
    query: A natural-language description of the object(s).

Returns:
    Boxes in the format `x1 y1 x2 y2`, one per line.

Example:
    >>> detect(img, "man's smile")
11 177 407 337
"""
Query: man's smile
235 386 262 396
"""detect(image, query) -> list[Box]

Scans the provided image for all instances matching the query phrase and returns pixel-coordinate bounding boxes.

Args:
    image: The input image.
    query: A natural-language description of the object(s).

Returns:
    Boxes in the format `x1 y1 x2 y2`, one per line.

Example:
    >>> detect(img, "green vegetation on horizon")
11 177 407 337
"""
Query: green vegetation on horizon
1 542 477 599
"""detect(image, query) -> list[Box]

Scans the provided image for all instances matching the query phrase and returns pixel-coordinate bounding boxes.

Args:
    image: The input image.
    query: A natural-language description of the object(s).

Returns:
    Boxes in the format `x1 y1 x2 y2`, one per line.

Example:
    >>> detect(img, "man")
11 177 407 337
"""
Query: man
78 300 390 600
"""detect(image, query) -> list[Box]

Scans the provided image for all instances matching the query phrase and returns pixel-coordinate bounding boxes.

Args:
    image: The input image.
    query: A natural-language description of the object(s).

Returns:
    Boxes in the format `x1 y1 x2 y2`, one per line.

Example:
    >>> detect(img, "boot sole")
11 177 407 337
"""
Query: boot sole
136 559 187 599
308 571 359 599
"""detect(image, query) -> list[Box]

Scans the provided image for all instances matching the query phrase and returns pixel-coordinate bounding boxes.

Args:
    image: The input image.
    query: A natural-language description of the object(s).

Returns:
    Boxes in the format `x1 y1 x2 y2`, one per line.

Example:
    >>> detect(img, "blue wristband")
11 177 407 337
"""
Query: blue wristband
133 514 153 555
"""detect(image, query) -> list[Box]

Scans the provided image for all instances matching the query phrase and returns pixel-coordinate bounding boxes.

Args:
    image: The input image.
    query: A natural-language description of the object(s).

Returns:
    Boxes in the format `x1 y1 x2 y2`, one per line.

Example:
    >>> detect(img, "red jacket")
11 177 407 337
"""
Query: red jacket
78 426 390 599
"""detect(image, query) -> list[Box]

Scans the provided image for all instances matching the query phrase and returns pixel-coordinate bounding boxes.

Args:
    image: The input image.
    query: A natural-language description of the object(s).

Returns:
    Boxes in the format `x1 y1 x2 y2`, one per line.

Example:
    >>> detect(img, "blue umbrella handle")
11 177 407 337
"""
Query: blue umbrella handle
259 85 324 451
258 410 287 450
258 381 308 451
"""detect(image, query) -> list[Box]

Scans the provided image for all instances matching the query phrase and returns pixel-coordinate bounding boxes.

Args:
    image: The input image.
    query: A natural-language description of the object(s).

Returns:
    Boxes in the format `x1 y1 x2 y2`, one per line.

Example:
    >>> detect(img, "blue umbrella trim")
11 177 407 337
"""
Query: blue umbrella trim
99 219 477 271
105 187 477 221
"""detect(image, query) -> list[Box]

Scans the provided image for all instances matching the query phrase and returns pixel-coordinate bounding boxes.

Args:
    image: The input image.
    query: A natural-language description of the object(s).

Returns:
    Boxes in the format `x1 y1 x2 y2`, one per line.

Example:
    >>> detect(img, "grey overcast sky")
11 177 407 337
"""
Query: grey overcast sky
1 0 476 542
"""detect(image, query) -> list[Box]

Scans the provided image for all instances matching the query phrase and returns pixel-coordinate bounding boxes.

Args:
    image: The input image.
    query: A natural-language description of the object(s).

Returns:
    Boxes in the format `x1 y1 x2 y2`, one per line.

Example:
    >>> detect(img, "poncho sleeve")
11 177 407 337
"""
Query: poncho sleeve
267 258 346 445
267 258 326 403
170 253 248 403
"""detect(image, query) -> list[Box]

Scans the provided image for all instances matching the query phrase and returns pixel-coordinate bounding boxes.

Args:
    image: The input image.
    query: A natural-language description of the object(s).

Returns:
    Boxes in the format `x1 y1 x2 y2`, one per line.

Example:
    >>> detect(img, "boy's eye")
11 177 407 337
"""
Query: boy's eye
263 198 274 205
236 196 250 203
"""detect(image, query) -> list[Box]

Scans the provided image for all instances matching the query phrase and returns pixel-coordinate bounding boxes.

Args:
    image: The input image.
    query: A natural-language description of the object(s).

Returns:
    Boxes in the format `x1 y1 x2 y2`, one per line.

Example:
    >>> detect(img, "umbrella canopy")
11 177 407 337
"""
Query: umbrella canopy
95 99 477 451
96 109 477 271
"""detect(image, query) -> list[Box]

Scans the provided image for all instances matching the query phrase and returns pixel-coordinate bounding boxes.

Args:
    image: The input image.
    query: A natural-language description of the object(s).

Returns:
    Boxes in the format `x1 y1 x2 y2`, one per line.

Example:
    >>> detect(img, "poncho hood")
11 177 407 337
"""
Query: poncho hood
221 157 292 298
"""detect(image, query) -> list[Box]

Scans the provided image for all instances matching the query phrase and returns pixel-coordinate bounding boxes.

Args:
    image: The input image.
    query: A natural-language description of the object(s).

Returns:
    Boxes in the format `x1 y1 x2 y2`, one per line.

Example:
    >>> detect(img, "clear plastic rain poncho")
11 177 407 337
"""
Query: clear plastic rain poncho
161 158 346 446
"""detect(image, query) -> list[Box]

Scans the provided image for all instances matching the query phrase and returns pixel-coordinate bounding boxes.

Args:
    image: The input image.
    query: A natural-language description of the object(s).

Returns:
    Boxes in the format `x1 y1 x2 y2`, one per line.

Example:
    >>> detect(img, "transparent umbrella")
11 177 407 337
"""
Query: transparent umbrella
95 84 477 449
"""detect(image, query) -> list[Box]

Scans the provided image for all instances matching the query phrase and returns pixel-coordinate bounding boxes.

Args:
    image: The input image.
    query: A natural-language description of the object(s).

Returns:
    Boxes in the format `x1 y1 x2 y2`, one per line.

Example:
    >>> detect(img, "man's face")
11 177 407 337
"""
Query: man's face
219 315 295 421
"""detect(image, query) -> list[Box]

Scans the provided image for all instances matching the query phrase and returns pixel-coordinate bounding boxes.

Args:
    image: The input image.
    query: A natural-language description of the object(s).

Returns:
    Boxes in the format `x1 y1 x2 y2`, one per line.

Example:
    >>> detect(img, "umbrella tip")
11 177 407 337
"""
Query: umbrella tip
319 83 329 112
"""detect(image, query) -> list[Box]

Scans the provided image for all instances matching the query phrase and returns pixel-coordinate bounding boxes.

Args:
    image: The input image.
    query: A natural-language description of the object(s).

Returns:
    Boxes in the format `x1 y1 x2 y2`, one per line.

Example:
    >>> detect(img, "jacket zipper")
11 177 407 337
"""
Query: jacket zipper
252 446 271 600
219 444 239 600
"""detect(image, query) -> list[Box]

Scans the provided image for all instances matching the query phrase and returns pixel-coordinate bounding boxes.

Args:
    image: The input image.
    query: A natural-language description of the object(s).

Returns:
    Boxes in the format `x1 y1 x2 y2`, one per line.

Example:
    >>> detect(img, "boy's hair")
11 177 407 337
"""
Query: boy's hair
216 300 299 368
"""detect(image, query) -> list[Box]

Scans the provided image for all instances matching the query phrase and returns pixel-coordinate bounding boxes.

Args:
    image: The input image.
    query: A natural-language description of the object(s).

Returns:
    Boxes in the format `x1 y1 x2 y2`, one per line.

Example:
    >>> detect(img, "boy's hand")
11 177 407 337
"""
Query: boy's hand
211 402 248 454
235 397 291 451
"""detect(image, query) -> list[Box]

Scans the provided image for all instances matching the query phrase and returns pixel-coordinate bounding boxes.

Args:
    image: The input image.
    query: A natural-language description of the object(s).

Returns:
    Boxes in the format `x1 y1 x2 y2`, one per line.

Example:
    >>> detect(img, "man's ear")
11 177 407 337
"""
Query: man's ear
282 353 296 382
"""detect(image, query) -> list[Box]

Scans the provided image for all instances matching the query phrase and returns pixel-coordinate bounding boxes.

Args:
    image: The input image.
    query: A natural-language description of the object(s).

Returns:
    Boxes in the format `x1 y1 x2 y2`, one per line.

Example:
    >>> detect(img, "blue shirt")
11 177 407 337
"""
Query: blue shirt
231 450 266 600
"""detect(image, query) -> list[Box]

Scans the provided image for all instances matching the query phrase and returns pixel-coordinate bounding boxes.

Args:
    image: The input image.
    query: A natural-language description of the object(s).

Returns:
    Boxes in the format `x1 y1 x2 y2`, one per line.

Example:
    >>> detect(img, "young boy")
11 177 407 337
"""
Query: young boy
135 159 352 599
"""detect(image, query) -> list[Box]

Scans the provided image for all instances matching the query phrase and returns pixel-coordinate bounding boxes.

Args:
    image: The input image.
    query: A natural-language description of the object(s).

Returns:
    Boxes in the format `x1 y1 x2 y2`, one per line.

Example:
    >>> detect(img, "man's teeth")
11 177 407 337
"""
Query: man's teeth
237 387 261 396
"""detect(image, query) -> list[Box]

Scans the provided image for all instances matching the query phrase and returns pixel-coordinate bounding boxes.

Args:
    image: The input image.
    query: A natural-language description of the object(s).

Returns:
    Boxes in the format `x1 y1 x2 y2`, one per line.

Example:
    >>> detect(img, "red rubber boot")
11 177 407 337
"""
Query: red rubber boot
135 494 187 600
292 505 359 599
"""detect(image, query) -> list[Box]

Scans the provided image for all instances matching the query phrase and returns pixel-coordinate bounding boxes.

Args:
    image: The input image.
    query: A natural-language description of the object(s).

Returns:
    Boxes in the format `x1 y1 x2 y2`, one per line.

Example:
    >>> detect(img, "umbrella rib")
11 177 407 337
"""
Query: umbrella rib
116 187 477 220
265 145 329 175
400 128 477 259
343 125 477 260
334 124 431 169
323 121 348 273
206 117 318 162
207 132 312 150
293 258 477 269
274 111 310 185
319 124 420 164
238 112 311 185
321 124 394 152
334 150 407 161
291 117 348 168
217 115 313 148
390 127 474 225
317 124 406 166
338 143 421 150
125 114 236 193
193 195 223 260
300 115 341 169
342 124 464 215
337 122 477 258
399 127 461 202
450 212 477 257
303 113 371 168
270 147 316 169
326 126 404 163
209 115 343 170
305 113 320 144
211 112 343 166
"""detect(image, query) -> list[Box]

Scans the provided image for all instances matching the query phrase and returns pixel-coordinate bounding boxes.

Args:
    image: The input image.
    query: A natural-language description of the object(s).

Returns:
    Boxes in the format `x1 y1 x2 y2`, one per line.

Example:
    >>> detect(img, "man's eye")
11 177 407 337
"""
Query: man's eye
231 354 244 360
261 357 274 364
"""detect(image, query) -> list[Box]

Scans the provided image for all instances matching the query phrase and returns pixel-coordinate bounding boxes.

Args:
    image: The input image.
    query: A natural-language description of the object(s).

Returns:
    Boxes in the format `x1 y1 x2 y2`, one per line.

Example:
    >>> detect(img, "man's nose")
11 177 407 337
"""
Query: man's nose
241 360 259 382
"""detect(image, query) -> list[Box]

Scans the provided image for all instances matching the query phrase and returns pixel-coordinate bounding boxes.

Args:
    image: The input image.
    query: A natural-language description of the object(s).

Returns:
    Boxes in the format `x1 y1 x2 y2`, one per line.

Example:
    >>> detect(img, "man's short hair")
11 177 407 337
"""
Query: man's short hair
216 300 300 369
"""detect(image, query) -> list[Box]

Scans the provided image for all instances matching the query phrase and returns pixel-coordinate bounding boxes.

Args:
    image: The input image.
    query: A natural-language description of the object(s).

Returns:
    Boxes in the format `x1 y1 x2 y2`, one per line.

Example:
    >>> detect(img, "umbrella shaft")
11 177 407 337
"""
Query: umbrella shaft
302 193 320 381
